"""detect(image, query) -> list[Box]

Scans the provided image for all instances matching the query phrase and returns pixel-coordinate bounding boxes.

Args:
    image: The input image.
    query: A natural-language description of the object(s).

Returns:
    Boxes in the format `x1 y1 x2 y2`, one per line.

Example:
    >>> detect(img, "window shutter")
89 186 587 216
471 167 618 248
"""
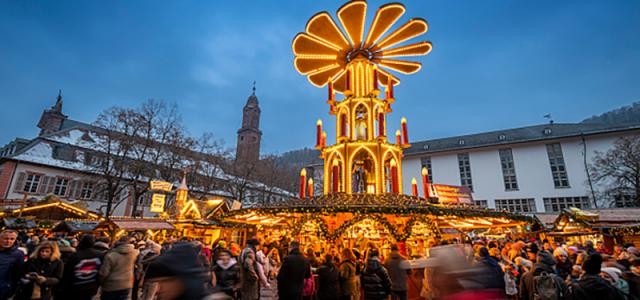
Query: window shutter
37 176 50 194
67 180 78 199
46 177 56 194
13 172 26 193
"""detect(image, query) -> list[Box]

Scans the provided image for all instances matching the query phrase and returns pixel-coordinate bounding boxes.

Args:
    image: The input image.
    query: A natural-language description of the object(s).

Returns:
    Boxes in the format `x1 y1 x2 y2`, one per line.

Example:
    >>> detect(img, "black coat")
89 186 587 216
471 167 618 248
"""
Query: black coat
277 249 311 299
0 244 24 300
519 263 568 300
317 263 340 300
361 257 392 300
59 247 104 299
570 274 625 300
212 259 241 296
16 258 63 300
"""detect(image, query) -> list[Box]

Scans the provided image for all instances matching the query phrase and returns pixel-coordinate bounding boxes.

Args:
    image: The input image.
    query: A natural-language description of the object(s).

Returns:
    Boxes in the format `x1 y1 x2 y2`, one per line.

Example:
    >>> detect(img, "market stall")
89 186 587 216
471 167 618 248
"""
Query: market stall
549 207 640 248
96 218 176 242
51 220 100 235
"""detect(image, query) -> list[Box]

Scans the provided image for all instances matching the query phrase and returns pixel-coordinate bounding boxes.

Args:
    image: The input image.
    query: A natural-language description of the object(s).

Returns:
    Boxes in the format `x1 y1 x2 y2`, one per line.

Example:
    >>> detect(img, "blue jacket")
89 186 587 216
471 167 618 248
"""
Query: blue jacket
0 244 25 300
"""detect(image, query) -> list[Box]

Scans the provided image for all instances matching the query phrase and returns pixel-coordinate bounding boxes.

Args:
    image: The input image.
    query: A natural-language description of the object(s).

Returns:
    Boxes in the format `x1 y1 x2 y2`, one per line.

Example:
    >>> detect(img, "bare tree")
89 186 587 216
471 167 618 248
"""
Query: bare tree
590 135 640 207
91 107 142 217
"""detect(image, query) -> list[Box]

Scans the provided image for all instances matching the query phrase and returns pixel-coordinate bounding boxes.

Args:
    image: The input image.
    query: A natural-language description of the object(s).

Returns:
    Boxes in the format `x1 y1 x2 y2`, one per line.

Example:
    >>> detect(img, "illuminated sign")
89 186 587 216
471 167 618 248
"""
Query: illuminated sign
150 180 173 192
150 194 166 213
432 184 473 205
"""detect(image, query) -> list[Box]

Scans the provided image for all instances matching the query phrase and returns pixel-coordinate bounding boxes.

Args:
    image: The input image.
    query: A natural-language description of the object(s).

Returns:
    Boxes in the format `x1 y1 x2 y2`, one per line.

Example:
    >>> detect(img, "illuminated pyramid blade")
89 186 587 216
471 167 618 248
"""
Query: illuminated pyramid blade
292 1 431 92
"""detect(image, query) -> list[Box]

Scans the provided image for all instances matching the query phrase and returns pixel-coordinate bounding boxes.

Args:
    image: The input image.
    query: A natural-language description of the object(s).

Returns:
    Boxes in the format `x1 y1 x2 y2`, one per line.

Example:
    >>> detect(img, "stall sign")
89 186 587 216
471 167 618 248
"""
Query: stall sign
150 193 166 213
150 180 173 192
432 184 473 205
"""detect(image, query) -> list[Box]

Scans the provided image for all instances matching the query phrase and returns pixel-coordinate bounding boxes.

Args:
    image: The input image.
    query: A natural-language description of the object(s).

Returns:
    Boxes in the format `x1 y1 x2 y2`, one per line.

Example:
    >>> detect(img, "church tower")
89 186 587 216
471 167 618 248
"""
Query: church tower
37 90 68 136
236 83 262 164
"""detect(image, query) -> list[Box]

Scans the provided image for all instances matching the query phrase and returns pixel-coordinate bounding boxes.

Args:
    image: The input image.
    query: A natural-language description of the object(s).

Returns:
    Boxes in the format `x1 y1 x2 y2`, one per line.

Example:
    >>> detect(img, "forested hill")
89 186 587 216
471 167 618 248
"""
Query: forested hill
582 101 640 125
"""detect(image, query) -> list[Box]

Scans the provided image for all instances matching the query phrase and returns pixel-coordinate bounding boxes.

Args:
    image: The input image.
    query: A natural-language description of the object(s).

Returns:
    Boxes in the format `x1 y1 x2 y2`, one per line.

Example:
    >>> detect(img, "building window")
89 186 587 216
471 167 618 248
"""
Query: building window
23 174 42 193
499 148 519 191
546 143 570 188
53 178 69 196
543 197 590 212
420 157 433 183
614 194 638 208
474 200 488 208
52 145 76 162
495 198 536 212
80 182 94 199
457 153 473 191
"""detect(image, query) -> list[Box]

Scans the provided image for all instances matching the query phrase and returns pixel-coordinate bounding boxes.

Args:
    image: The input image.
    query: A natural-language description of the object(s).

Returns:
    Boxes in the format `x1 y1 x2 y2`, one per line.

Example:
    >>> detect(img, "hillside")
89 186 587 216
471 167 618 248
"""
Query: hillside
581 101 640 125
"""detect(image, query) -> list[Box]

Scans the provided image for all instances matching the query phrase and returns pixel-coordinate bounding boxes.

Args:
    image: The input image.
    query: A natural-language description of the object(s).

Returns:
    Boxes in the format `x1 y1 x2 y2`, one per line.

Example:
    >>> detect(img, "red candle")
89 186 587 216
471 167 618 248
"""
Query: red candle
332 161 339 193
328 81 334 101
340 114 347 137
401 117 409 144
316 119 322 147
388 82 394 98
411 178 418 197
395 130 402 146
390 160 399 194
378 112 385 137
373 69 378 91
299 168 307 199
422 167 430 198
321 132 327 147
308 178 314 198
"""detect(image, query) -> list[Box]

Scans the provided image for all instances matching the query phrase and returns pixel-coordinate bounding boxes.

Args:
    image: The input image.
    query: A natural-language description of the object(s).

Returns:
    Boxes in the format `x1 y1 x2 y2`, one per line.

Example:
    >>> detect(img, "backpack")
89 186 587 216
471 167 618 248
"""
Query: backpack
303 276 315 297
533 271 560 300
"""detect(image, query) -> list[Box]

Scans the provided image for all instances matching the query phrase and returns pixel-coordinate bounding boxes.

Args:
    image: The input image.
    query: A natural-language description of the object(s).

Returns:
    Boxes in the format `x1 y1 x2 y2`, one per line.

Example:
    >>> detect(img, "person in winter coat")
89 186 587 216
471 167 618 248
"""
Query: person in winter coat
360 248 392 300
145 242 214 300
600 267 630 298
476 247 506 290
317 254 340 300
139 240 162 300
239 238 260 300
277 241 311 300
59 234 104 300
339 248 358 300
0 230 24 300
16 241 64 300
384 244 411 300
554 247 573 280
212 249 241 297
98 236 139 300
93 236 111 254
519 250 568 300
571 253 624 300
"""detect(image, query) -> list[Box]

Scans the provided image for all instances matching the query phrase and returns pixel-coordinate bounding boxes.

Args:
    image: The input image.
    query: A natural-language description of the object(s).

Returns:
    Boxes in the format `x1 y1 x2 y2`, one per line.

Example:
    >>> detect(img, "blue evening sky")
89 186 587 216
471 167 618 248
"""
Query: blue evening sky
1 1 639 154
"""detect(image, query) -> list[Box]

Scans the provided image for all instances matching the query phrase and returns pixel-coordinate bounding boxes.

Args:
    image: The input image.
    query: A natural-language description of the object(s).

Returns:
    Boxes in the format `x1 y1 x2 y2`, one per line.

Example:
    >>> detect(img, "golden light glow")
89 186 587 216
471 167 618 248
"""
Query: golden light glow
411 177 417 185
300 168 307 176
292 1 431 90
317 119 323 126
401 117 407 124
421 167 429 176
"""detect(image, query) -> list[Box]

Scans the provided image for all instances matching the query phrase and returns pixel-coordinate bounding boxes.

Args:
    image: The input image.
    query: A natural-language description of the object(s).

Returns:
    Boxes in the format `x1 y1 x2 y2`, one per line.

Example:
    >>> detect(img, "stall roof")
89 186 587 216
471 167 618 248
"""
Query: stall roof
559 208 640 225
103 218 175 231
52 220 100 233
10 201 101 220
2 217 37 229
533 214 558 229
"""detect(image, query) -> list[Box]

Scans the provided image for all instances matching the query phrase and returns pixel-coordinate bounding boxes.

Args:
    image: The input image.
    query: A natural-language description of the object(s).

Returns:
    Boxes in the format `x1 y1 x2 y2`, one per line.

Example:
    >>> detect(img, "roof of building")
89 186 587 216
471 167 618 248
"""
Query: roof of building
405 122 640 156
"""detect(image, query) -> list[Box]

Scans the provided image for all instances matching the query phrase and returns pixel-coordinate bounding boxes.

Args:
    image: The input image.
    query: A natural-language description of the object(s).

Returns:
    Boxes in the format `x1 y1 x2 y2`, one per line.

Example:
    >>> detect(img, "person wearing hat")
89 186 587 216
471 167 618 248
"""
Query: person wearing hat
553 247 573 280
145 242 215 300
519 250 567 300
601 267 630 297
570 253 624 300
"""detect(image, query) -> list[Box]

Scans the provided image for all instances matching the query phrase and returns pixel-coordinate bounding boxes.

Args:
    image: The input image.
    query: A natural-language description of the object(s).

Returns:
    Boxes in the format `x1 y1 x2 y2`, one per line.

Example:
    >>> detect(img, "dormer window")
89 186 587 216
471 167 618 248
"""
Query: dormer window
422 144 429 150
458 139 465 145
499 134 506 141
543 128 552 135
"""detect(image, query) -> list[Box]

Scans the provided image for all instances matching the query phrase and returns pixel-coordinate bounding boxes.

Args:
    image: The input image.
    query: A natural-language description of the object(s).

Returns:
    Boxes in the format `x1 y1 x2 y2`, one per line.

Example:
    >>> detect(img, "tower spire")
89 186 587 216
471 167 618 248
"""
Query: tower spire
53 89 63 113
252 81 256 96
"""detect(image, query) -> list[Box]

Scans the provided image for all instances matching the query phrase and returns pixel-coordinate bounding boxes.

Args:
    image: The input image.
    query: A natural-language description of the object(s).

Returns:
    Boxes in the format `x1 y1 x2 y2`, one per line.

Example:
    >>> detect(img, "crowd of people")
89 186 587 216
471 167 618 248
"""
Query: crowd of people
1 228 640 300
